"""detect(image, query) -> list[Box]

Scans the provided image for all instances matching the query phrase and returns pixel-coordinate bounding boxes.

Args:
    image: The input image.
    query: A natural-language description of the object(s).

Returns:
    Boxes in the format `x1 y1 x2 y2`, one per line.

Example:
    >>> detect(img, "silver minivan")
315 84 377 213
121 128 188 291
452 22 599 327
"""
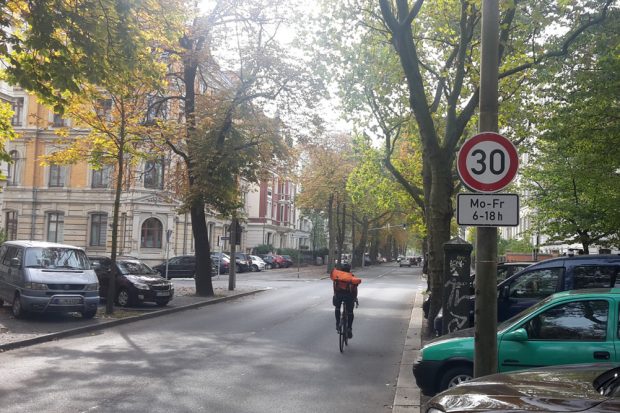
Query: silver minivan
0 240 100 319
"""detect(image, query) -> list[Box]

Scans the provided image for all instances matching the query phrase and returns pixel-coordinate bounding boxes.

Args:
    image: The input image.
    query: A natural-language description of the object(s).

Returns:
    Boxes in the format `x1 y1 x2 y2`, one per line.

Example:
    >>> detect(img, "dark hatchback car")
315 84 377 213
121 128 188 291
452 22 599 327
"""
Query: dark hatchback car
260 255 276 269
153 255 196 278
425 363 620 413
89 256 174 307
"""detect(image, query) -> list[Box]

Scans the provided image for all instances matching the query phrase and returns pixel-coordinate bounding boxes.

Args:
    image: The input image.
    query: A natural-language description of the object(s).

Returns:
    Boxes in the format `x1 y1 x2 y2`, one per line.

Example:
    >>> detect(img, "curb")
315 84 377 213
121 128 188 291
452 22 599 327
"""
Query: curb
0 289 266 353
393 291 424 413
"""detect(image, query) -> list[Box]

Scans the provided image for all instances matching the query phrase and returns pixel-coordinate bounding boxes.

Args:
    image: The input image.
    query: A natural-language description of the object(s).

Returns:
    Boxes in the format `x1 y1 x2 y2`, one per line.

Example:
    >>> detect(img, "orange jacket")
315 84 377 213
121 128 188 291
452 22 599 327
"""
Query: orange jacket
330 269 361 298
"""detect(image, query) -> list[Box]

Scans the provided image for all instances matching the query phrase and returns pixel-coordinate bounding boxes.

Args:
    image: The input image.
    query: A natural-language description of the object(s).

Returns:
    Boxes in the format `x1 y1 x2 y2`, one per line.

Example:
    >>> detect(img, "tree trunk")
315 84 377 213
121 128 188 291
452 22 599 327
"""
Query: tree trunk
426 150 455 335
327 194 335 273
192 199 214 296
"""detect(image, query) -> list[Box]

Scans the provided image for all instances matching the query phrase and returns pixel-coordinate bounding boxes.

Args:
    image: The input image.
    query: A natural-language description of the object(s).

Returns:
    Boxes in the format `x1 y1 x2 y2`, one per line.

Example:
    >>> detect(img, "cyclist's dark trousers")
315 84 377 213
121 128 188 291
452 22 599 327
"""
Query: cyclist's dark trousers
333 293 354 329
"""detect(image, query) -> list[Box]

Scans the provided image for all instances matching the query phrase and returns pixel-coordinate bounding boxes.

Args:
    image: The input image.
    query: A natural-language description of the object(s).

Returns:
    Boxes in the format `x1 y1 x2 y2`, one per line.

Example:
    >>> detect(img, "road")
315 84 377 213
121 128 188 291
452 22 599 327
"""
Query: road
0 264 424 413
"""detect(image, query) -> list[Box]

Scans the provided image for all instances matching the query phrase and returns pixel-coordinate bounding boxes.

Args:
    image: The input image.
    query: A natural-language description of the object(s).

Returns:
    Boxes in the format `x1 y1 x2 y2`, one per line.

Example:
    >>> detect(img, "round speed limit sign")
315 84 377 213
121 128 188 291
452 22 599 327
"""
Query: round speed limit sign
457 132 519 193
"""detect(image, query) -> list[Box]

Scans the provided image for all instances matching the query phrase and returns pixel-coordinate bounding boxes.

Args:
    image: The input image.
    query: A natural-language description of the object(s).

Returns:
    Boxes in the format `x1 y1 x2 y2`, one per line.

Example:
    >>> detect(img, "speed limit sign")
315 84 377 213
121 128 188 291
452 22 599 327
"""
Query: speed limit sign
457 132 519 193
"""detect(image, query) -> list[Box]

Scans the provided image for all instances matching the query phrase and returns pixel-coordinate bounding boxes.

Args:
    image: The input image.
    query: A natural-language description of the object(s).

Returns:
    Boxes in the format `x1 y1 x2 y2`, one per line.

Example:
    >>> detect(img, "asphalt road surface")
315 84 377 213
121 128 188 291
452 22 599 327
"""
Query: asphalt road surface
0 264 424 413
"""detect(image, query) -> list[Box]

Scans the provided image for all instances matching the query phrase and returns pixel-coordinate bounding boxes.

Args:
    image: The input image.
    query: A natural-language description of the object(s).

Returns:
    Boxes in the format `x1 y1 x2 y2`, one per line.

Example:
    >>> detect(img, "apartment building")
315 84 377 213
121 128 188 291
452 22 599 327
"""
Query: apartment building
243 175 311 253
0 84 238 266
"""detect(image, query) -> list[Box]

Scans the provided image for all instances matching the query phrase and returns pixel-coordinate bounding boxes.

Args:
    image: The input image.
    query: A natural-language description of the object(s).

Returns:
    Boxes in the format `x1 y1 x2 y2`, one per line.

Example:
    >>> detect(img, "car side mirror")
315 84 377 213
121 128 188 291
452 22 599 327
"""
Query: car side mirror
503 327 528 342
10 257 21 267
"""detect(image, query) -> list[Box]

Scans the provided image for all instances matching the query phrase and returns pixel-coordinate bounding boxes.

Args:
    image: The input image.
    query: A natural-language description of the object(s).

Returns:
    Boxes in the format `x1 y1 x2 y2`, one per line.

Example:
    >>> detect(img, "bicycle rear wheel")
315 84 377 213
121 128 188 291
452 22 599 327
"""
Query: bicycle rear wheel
339 303 347 353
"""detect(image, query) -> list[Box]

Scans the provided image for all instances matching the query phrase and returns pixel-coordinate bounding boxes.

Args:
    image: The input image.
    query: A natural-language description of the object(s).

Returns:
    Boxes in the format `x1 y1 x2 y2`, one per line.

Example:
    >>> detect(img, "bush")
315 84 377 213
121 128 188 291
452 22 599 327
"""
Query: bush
253 244 274 255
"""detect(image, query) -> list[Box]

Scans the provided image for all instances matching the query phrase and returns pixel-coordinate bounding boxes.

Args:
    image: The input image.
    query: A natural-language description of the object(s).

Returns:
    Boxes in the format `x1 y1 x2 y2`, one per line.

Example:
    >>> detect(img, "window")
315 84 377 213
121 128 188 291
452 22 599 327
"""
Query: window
144 95 168 124
53 113 67 127
2 247 21 266
524 300 608 341
141 217 162 248
11 97 23 126
509 268 563 299
5 211 17 240
48 164 65 187
574 266 618 289
279 205 284 221
7 150 20 186
96 99 113 121
92 166 112 188
90 213 108 247
144 159 164 189
47 212 64 243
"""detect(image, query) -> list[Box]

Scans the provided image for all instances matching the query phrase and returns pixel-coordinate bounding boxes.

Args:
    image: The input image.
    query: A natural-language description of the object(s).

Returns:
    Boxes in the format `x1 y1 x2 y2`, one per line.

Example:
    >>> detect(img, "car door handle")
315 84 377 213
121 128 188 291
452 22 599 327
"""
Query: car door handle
594 351 610 360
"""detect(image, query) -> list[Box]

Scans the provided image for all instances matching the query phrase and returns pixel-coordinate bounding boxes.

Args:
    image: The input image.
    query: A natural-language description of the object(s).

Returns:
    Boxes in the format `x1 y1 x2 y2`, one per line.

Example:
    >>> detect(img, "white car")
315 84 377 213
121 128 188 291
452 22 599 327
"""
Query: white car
249 255 266 272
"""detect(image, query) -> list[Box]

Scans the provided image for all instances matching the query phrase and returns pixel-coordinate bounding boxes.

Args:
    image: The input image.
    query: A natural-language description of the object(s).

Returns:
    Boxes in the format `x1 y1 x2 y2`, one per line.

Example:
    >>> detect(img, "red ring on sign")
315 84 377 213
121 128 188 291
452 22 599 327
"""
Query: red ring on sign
457 132 519 193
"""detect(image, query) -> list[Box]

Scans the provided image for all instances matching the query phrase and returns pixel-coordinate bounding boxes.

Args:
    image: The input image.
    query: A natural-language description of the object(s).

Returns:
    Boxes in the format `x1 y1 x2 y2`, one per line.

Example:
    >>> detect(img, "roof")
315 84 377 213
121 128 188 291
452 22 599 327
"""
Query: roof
552 288 620 299
3 240 85 250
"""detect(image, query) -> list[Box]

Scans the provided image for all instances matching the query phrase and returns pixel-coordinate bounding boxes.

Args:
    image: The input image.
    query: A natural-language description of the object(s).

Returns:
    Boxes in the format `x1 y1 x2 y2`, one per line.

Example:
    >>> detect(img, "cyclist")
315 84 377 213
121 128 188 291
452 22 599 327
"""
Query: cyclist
330 263 361 339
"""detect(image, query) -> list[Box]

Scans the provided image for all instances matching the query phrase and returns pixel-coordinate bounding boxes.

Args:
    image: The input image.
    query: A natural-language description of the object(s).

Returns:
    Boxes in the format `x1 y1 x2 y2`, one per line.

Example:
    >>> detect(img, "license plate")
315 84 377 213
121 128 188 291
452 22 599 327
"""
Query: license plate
156 291 170 296
55 298 83 305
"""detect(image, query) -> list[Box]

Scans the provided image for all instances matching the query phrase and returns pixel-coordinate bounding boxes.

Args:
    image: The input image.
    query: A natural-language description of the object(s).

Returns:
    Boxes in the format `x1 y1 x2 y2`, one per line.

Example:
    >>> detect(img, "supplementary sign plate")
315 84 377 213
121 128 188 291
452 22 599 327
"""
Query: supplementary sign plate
457 193 519 227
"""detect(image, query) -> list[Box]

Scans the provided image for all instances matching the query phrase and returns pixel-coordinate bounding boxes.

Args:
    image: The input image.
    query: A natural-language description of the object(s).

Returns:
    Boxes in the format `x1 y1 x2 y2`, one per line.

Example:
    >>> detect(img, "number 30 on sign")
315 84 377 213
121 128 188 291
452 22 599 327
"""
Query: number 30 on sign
457 132 519 193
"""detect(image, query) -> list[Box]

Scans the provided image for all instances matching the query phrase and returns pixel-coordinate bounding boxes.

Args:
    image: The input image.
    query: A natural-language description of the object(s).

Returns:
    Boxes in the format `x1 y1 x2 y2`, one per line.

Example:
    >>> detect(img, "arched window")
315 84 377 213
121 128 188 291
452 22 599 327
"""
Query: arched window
141 217 162 248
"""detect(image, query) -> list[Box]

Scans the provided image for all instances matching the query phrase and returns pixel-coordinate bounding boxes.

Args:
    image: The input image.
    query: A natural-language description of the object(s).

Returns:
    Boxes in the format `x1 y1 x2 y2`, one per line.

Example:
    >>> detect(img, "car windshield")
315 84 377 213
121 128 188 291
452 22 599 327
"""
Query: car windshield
24 247 89 270
118 261 157 275
498 295 556 332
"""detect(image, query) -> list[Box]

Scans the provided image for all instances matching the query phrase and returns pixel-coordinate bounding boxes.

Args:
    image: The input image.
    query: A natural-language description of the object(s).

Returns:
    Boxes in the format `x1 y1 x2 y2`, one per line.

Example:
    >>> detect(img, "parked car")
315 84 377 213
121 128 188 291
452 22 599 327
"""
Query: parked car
153 255 196 278
399 257 415 267
0 241 99 319
280 255 294 267
211 252 230 274
495 261 534 283
425 363 620 413
231 252 252 272
272 255 290 268
413 288 620 396
249 255 266 272
89 256 174 307
260 255 276 269
428 255 620 335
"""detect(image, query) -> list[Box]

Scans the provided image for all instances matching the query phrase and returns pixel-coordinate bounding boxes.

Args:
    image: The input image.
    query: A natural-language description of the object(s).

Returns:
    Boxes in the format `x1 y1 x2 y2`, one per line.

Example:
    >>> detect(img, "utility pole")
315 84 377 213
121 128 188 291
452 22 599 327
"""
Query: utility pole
229 217 237 291
475 0 500 378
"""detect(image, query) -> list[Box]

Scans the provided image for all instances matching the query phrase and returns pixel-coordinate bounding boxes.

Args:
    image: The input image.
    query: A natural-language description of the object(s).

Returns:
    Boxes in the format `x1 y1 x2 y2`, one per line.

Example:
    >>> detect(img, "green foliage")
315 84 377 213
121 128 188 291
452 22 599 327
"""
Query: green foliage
522 14 620 252
2 0 182 110
0 101 17 167
253 244 274 255
276 248 301 259
498 238 534 255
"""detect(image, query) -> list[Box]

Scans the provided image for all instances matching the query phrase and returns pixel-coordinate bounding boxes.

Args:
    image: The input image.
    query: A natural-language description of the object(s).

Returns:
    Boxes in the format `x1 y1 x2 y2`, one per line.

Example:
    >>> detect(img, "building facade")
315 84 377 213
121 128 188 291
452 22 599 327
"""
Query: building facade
0 85 311 265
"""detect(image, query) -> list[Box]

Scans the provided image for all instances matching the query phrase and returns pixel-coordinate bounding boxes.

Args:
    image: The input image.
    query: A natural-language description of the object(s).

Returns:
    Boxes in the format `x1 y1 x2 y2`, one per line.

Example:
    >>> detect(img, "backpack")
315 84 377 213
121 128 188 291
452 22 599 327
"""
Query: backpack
331 269 361 293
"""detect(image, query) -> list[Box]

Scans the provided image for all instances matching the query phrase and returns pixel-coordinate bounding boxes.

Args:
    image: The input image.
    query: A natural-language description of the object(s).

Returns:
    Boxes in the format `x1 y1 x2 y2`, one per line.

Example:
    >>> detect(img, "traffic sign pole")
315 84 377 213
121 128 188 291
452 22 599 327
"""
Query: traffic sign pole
475 0 500 380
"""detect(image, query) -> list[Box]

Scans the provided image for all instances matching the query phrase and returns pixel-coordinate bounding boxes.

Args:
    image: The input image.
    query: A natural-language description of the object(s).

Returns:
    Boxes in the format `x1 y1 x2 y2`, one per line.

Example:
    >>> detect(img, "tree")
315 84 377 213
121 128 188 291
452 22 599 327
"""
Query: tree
314 0 615 331
522 15 620 253
297 134 356 272
157 0 319 296
36 3 181 314
346 136 423 266
2 0 176 109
